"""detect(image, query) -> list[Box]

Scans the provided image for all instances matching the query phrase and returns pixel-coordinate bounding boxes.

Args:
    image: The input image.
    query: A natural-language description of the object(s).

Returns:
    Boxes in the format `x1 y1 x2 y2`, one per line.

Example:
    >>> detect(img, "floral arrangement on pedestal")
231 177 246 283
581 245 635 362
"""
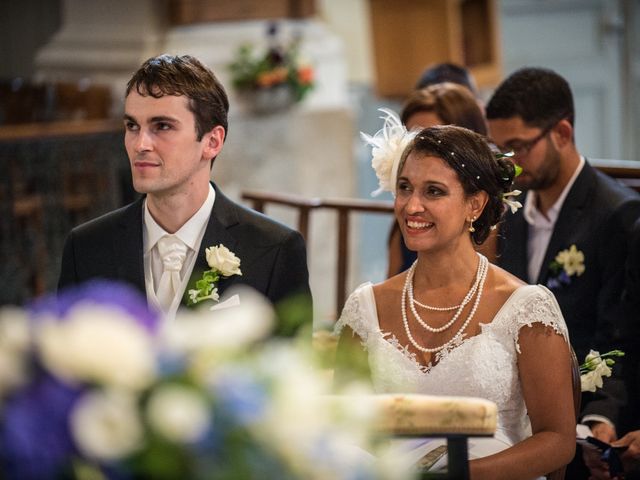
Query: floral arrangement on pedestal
228 23 314 114
0 281 410 480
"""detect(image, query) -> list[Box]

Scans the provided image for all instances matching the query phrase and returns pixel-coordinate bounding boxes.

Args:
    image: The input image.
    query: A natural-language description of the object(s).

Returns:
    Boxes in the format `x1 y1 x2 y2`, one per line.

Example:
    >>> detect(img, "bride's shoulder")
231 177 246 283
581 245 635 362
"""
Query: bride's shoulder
489 264 560 309
489 263 526 290
371 273 405 298
485 263 527 306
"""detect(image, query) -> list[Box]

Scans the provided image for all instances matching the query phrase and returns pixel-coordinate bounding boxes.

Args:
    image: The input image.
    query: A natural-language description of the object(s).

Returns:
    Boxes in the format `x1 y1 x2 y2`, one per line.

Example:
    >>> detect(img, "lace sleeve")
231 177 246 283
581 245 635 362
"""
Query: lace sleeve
507 285 570 354
332 283 374 343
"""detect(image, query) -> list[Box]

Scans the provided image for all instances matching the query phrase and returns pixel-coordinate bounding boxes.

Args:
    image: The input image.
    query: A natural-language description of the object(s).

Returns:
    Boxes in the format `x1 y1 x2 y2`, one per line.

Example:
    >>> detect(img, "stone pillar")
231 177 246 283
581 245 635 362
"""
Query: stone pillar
34 0 166 114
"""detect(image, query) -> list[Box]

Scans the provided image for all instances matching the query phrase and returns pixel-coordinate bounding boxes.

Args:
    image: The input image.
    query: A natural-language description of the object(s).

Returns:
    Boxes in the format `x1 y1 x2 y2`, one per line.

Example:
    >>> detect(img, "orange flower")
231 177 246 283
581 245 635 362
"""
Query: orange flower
256 67 288 87
297 66 314 85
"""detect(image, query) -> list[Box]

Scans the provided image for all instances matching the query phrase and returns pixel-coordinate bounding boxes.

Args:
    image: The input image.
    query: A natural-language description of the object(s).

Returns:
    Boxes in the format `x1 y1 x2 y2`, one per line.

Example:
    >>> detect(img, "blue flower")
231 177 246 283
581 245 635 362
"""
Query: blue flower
0 373 82 480
212 370 268 426
558 270 571 285
31 280 159 333
547 277 561 289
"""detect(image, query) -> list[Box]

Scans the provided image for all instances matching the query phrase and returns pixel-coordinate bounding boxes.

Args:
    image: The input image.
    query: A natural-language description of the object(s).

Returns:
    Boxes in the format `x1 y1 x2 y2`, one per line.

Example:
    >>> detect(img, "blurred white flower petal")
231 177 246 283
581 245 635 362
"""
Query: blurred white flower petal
147 383 211 443
164 287 274 354
0 307 31 397
36 302 156 390
70 389 143 461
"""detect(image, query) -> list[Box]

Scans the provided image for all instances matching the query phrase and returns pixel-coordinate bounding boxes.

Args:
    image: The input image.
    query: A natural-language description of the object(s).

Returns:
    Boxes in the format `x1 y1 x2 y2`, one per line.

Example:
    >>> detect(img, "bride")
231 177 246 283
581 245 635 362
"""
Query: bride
334 117 576 480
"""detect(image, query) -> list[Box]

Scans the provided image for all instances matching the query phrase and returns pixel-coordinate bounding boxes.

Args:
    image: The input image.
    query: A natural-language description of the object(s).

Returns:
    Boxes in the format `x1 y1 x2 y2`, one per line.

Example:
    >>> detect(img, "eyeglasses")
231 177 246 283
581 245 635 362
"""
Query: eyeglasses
497 121 558 158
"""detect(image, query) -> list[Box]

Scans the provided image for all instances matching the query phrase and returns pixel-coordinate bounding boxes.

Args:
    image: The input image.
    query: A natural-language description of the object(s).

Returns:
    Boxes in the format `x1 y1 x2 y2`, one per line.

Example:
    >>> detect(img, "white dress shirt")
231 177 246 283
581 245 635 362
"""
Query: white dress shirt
523 156 585 283
143 184 215 320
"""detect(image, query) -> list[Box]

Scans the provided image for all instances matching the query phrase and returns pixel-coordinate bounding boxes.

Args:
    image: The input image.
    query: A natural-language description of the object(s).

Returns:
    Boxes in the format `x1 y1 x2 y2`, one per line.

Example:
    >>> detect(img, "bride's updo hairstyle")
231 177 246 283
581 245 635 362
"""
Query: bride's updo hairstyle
397 124 516 245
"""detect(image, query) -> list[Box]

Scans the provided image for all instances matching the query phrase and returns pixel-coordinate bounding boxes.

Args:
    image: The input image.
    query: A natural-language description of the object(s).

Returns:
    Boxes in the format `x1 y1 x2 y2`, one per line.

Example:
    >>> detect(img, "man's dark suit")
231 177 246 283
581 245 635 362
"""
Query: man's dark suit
58 184 312 335
498 161 640 426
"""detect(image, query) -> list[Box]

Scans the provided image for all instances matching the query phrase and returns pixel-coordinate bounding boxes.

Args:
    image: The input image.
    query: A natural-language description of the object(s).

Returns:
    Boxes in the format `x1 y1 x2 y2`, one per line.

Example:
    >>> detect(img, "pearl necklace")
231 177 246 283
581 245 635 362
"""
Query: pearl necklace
408 254 487 332
400 253 488 353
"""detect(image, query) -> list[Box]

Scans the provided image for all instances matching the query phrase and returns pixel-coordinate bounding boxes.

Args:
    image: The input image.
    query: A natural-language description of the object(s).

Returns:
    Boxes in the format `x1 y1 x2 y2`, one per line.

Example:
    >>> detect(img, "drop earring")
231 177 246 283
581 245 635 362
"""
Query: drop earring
468 216 476 233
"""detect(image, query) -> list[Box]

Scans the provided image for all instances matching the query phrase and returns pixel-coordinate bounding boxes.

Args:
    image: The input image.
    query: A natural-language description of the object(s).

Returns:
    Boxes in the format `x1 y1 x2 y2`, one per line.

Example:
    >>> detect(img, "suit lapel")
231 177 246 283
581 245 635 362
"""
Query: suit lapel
115 198 146 294
536 162 595 284
182 184 241 305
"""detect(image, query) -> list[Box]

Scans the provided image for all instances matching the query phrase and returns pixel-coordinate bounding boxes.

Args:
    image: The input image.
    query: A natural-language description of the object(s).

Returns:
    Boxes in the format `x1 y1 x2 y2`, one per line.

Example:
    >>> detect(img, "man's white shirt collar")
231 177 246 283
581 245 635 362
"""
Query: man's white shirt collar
144 184 216 253
143 184 216 320
523 156 585 227
522 156 585 283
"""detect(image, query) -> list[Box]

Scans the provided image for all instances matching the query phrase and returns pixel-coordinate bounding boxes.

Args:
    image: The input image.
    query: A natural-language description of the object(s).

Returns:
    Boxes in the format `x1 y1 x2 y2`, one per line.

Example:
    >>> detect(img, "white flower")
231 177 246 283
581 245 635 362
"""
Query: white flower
146 383 211 443
0 307 31 397
361 108 416 196
0 307 30 352
580 350 613 392
555 244 585 277
70 389 143 461
162 287 274 356
205 245 242 277
188 287 219 304
36 302 156 390
502 190 523 214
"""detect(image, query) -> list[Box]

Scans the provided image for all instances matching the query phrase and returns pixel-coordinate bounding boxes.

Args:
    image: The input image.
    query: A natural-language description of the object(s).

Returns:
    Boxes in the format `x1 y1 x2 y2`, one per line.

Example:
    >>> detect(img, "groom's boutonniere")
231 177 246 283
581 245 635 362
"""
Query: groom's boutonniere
187 244 242 307
546 244 585 289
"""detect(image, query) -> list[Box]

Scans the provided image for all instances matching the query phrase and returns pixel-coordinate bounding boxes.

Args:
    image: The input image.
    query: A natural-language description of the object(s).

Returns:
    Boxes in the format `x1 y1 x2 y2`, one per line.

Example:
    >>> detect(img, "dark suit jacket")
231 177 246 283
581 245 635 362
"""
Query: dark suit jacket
498 161 640 426
620 218 640 433
58 184 312 335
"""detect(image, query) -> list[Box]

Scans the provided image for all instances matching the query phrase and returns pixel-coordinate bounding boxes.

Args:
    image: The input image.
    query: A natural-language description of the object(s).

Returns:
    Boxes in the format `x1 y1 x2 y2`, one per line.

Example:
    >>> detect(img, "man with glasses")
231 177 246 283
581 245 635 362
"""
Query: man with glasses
486 67 640 479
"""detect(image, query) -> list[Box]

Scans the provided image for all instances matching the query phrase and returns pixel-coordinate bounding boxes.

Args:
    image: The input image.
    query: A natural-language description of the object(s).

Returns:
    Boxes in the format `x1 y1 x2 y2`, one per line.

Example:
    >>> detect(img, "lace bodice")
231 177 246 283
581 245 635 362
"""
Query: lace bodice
334 283 569 447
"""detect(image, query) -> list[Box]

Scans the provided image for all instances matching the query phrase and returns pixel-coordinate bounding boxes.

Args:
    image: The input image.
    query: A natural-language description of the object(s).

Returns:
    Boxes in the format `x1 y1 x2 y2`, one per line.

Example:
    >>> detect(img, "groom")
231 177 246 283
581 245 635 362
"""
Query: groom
58 54 312 335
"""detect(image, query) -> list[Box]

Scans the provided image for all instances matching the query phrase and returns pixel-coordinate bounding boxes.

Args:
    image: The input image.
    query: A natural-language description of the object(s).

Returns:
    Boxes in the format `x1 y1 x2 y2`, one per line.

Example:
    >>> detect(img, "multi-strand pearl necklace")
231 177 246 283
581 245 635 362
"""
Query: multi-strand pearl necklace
400 253 488 354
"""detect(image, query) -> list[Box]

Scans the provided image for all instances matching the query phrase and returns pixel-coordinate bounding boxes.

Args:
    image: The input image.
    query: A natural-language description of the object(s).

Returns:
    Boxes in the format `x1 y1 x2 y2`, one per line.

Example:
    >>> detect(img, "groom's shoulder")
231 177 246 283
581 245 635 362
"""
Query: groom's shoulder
70 200 141 240
218 194 300 244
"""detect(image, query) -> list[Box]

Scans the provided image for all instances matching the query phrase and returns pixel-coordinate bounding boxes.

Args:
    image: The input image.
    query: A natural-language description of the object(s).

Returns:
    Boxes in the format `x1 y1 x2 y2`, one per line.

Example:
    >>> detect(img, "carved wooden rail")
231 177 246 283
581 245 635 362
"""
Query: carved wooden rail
591 158 640 193
241 190 394 314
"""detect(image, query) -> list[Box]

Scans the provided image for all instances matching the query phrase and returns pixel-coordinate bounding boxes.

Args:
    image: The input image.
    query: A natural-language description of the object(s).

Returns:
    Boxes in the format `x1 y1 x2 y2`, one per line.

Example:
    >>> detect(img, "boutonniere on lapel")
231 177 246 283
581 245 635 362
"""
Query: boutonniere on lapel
187 244 242 307
547 244 585 289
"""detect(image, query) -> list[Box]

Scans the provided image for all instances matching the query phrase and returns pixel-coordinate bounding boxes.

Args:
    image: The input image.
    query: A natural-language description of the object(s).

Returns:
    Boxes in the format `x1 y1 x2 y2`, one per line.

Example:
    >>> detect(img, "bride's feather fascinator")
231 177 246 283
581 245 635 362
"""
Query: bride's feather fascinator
361 108 417 197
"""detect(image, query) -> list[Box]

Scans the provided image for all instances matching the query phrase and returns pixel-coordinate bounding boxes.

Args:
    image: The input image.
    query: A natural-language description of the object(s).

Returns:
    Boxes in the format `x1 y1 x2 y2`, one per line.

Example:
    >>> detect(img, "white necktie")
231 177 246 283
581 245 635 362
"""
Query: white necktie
156 235 188 311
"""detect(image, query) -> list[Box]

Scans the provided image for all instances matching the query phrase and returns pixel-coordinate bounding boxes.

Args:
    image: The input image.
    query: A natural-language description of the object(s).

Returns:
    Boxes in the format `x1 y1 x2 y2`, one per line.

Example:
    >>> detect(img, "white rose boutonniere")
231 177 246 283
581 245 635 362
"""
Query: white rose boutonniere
205 244 242 277
187 244 242 307
547 244 585 289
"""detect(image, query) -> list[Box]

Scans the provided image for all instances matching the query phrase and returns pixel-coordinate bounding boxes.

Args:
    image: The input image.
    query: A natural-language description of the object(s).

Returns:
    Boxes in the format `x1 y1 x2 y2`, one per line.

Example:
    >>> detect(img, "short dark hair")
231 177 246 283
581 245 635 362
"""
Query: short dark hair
398 125 516 245
415 62 478 96
485 67 574 129
126 54 229 141
400 82 487 135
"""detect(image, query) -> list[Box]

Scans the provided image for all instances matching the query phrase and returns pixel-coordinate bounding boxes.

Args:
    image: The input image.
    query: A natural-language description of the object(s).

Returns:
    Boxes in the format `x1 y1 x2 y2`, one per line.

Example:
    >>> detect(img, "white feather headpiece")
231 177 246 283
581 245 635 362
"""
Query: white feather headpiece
361 108 417 197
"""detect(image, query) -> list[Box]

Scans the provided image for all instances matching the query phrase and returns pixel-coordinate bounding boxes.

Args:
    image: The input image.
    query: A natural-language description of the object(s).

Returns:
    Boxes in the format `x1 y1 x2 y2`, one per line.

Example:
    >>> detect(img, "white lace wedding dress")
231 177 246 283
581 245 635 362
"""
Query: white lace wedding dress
334 283 569 476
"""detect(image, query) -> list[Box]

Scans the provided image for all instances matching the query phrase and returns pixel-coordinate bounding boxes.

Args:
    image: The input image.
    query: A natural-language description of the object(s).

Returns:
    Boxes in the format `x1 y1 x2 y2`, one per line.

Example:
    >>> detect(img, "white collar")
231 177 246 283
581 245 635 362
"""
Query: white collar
144 184 216 253
523 156 585 226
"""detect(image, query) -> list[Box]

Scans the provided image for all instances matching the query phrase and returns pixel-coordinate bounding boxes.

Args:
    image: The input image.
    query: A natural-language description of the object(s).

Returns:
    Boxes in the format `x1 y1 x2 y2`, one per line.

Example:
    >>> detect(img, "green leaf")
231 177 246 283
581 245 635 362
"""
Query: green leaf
514 164 523 177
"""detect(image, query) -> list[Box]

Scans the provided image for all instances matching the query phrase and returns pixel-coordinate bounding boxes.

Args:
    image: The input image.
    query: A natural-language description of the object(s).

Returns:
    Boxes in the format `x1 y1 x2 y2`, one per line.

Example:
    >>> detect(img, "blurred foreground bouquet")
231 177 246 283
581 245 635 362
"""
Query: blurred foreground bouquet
228 23 314 113
0 281 409 480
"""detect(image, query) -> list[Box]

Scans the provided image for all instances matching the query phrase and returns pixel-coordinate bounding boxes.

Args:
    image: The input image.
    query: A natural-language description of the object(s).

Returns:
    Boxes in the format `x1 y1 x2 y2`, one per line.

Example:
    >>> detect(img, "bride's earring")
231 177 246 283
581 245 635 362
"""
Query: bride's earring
468 216 476 233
